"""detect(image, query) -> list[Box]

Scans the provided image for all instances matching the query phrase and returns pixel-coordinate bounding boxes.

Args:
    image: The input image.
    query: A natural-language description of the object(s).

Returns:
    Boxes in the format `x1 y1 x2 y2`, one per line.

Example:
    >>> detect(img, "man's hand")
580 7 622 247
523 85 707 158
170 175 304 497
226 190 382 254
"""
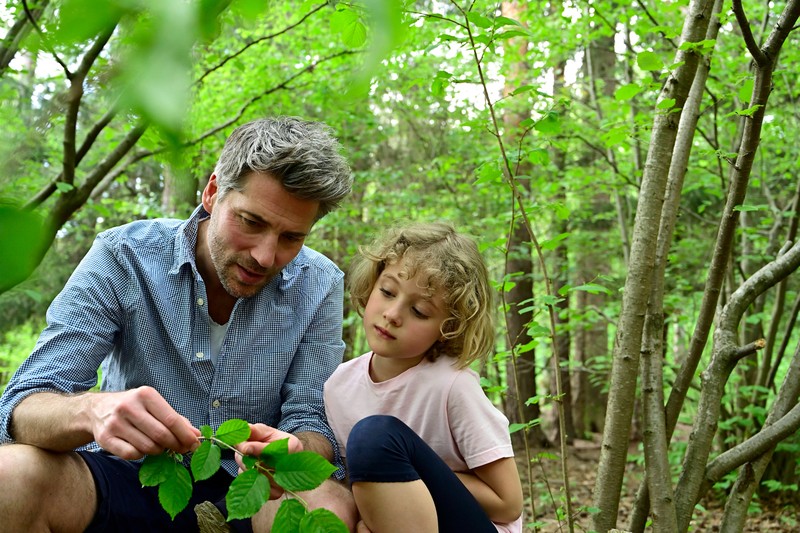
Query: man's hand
236 424 303 500
88 386 200 459
11 387 200 459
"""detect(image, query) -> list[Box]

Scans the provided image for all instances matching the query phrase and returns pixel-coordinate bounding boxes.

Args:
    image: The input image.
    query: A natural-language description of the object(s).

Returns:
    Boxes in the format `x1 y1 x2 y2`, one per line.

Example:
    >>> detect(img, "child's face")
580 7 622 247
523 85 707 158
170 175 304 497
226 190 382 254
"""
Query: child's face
363 260 448 362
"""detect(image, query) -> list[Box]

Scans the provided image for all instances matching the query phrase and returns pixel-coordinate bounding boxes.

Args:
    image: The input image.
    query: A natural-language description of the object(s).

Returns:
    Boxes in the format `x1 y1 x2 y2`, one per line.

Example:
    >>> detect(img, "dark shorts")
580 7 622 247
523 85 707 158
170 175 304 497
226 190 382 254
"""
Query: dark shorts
78 450 253 533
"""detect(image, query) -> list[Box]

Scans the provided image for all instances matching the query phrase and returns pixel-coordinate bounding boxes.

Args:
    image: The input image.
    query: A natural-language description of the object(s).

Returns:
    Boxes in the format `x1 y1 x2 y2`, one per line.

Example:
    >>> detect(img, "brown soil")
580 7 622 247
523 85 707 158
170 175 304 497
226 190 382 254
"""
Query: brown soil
517 439 799 532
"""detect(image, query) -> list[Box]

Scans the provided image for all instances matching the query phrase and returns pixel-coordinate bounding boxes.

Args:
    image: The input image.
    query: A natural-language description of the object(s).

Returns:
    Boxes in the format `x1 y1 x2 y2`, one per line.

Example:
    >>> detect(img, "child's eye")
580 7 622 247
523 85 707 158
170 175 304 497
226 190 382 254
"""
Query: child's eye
379 288 393 297
412 307 429 319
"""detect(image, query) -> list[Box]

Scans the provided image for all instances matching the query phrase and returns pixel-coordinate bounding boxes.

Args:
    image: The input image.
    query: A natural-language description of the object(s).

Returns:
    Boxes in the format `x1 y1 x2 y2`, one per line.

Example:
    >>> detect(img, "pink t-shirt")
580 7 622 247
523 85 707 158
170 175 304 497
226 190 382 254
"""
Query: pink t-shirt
324 352 522 533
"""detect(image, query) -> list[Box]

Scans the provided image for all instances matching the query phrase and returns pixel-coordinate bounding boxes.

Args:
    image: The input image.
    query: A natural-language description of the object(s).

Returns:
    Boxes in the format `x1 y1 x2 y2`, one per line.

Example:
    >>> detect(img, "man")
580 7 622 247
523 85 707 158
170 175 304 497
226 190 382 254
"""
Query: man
0 117 357 532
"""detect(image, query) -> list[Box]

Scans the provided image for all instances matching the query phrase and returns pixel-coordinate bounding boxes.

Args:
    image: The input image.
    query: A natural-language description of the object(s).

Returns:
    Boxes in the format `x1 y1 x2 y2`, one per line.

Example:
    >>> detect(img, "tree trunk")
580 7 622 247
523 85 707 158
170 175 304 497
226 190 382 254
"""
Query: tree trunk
592 1 716 530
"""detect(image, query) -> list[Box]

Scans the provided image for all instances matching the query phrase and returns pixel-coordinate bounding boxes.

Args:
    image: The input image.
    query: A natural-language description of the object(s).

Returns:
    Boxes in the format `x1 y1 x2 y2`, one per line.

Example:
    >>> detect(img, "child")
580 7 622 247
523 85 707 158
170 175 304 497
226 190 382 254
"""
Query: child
324 222 524 533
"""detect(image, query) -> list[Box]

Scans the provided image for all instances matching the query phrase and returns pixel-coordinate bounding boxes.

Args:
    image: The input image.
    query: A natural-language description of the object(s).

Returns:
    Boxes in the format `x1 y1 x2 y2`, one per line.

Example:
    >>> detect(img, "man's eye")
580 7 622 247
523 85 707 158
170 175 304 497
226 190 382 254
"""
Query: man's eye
283 234 304 243
240 215 258 227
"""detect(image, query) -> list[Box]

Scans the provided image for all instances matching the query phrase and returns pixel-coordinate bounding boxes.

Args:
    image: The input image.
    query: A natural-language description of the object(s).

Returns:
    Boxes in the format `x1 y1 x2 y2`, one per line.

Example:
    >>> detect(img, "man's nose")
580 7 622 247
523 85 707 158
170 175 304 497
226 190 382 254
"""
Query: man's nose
251 234 277 268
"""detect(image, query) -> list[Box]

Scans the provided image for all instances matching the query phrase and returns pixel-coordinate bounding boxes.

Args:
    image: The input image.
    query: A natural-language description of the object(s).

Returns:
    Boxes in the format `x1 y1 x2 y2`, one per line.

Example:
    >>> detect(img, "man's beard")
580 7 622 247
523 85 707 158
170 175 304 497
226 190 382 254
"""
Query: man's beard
208 232 276 298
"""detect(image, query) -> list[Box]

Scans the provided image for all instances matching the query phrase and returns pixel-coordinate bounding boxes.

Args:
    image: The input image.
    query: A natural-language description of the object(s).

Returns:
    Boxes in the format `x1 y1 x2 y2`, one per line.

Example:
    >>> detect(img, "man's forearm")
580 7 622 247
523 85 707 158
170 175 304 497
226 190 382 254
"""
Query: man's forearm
10 391 94 451
295 431 334 461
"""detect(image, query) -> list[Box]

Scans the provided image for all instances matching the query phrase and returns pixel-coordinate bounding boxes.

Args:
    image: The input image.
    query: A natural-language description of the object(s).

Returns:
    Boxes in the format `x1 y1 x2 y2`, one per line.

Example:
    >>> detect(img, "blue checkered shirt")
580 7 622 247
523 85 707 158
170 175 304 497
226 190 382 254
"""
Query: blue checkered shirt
0 205 345 476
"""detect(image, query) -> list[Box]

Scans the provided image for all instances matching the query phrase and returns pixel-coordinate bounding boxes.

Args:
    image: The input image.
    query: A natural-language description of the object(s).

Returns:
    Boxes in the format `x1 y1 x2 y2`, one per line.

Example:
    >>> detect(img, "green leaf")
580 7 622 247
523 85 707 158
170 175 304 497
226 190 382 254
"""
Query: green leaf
540 232 569 250
656 98 676 110
494 15 523 27
299 508 349 533
259 438 290 468
466 12 493 29
215 419 251 446
159 462 193 519
528 148 549 165
272 499 306 533
0 205 48 293
534 112 561 135
509 423 528 434
200 425 214 439
230 0 269 19
226 469 270 520
53 0 126 44
139 453 174 487
637 51 663 71
242 455 259 470
331 7 367 48
614 83 641 101
273 452 337 492
569 283 612 295
510 84 535 96
738 78 754 103
55 182 75 193
730 104 763 117
191 441 222 481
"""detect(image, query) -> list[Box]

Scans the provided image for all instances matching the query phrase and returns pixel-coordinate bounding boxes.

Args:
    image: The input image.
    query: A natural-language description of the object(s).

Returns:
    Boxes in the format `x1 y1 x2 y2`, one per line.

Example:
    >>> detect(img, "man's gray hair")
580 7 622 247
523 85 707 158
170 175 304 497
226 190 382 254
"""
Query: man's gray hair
213 117 353 219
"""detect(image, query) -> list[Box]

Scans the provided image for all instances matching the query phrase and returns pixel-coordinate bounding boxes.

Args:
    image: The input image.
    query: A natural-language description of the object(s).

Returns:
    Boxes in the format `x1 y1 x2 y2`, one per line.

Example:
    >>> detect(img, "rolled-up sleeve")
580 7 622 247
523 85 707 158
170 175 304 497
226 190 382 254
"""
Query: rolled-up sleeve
0 235 125 443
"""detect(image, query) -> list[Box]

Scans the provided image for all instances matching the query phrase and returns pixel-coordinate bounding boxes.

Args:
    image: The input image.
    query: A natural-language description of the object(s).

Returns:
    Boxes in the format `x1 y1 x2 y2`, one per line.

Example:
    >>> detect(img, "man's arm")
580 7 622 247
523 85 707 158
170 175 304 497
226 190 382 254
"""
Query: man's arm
296 430 334 461
11 387 200 459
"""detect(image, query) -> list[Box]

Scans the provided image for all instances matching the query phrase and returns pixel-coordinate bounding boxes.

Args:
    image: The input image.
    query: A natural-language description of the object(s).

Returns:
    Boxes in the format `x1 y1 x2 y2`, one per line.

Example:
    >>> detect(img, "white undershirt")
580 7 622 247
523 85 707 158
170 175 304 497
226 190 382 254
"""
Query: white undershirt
208 318 229 365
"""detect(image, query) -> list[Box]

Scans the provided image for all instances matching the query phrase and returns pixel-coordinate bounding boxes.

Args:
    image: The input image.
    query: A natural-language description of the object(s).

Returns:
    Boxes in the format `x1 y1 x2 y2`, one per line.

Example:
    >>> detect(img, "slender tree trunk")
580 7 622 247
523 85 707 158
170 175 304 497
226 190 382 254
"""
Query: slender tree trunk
630 2 725 529
592 2 716 530
501 0 548 452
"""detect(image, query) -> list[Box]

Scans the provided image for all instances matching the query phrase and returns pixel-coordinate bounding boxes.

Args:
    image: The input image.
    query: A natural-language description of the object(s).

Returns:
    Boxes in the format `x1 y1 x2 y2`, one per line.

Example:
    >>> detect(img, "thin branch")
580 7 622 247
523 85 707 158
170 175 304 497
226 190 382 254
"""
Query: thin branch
197 3 328 85
21 0 70 75
732 0 769 65
733 338 766 363
62 25 117 186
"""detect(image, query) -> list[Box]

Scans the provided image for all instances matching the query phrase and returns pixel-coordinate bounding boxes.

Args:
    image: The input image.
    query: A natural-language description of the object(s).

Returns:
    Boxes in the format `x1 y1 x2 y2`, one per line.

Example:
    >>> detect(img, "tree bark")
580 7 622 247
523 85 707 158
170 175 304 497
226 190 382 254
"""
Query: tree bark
592 1 716 530
673 240 800 532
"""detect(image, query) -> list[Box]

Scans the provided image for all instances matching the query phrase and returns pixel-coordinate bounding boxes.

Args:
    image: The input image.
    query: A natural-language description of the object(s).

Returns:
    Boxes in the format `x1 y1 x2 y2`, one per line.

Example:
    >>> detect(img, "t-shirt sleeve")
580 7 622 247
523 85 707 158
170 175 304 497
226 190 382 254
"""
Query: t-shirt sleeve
446 370 515 470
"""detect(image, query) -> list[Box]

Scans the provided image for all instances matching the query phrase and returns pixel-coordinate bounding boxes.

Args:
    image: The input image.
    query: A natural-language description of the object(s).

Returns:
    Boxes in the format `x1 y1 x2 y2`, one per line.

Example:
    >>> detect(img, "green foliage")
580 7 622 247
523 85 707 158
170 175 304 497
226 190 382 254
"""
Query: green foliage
0 205 48 293
139 419 343 530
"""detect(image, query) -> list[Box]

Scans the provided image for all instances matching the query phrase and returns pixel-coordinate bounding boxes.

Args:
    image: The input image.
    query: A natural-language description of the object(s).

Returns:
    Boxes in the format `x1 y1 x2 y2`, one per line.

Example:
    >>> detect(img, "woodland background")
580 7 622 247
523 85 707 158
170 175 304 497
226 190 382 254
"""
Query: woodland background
2 1 800 532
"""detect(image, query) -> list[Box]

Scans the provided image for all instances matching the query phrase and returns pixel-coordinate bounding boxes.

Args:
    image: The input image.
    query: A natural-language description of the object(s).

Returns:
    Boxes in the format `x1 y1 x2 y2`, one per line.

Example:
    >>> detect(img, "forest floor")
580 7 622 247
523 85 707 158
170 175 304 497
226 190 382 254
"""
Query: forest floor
518 437 799 533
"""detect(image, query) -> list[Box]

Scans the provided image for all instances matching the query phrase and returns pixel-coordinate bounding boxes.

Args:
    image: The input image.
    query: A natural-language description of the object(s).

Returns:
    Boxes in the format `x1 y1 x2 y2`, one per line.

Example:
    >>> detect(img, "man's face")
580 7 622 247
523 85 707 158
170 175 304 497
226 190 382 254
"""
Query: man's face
202 172 319 298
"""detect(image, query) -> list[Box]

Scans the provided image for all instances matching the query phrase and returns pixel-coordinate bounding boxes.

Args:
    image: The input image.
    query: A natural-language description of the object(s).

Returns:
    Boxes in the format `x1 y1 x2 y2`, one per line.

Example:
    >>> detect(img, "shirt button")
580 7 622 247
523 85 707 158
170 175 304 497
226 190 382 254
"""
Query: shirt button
212 399 221 408
197 298 204 306
196 352 204 359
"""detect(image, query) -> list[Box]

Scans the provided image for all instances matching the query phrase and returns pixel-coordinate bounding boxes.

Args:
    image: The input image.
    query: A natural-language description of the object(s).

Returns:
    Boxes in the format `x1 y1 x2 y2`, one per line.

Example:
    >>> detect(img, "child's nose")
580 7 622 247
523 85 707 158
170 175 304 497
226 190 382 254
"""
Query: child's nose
383 305 402 325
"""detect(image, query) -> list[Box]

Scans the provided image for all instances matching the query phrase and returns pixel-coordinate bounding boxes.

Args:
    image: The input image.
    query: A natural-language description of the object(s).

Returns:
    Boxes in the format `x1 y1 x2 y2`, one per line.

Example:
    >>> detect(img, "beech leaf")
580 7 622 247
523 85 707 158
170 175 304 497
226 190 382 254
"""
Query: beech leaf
226 469 270 520
215 419 251 446
273 452 337 492
259 437 290 468
299 508 349 533
191 441 222 481
158 462 193 519
139 453 174 487
272 499 306 533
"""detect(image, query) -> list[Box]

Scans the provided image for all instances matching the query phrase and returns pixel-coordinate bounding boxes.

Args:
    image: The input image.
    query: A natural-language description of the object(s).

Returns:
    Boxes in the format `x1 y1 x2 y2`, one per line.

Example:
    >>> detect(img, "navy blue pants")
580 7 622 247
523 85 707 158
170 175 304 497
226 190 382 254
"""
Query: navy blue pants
346 415 496 533
78 451 253 533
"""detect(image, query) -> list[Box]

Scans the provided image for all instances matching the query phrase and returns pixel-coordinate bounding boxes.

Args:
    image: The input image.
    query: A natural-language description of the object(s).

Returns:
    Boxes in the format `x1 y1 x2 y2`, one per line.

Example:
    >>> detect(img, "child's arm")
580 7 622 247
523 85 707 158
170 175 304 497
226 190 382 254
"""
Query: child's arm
455 457 523 523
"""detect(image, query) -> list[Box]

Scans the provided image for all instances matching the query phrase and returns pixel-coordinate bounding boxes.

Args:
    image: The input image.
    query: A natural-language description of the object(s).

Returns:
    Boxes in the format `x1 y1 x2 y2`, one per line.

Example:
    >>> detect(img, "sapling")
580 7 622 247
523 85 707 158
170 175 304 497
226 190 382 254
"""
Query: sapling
138 418 348 532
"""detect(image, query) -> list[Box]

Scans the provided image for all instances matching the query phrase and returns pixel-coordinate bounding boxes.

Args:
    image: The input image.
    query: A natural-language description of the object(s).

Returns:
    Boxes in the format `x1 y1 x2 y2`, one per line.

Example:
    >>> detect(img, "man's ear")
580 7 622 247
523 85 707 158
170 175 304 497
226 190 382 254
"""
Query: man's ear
201 174 219 213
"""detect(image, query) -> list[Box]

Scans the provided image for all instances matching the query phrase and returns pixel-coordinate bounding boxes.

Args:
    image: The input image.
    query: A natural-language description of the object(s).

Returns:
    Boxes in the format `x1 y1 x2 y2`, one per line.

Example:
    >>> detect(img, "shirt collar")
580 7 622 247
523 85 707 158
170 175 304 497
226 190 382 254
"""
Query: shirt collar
170 204 208 275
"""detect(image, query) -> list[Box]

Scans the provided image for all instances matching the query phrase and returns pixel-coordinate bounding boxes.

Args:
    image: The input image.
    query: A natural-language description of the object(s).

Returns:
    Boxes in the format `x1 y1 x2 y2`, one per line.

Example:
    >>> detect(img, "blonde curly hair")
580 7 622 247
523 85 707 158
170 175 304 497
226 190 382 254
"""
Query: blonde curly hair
348 222 495 367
